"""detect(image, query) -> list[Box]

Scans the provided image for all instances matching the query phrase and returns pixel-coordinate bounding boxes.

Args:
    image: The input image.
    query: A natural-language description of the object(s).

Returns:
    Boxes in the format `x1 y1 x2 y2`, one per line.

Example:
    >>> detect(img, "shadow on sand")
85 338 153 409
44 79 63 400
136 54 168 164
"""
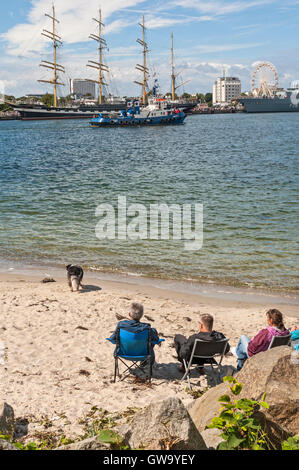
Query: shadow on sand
79 284 102 293
122 362 237 388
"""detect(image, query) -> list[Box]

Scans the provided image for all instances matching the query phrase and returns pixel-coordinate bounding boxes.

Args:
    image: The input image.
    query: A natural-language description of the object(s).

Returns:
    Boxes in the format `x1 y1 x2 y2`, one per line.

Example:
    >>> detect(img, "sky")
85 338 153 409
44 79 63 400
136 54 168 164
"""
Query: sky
0 0 299 98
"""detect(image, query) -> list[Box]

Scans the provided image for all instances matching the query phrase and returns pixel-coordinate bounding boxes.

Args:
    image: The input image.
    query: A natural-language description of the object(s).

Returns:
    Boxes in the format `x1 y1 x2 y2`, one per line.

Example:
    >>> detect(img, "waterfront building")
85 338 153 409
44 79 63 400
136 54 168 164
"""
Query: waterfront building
212 76 241 105
70 79 96 99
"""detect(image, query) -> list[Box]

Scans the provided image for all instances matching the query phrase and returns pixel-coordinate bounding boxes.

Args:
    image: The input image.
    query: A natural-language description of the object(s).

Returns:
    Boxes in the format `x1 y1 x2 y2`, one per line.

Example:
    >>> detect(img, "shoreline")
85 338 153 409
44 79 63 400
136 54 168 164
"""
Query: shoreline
0 262 298 316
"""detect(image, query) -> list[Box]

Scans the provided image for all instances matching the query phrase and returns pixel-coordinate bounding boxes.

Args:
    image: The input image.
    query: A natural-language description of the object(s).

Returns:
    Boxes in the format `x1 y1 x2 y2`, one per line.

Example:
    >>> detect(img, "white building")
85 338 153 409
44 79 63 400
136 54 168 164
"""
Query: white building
213 76 241 105
70 79 96 99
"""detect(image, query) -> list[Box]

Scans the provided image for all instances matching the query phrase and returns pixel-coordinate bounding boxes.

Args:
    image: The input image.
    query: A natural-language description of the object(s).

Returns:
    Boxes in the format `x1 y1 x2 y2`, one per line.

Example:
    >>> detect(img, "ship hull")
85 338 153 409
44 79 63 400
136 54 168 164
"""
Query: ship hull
14 104 127 121
240 96 299 113
15 102 193 120
90 113 185 127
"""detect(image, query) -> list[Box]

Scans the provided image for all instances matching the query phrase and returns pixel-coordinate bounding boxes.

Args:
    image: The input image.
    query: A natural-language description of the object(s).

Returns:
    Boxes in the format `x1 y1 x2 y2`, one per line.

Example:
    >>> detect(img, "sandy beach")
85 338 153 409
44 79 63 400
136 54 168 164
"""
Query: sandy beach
0 270 298 442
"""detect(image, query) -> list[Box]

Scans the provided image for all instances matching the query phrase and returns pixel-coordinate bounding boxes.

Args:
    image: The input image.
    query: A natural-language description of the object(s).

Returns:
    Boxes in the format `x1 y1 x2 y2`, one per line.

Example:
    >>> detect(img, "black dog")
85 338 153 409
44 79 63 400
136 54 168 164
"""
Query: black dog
66 264 84 292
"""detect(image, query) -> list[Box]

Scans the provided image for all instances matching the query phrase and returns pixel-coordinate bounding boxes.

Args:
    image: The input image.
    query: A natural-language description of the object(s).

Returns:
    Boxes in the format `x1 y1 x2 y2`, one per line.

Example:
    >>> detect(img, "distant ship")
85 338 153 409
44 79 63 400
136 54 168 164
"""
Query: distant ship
10 7 127 120
9 7 195 121
240 87 299 113
239 62 299 113
13 99 127 121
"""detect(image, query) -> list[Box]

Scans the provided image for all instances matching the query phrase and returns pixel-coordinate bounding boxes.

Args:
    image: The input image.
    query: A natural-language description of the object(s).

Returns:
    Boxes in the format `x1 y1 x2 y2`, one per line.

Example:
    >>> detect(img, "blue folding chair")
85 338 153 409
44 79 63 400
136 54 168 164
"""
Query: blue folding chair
106 327 164 383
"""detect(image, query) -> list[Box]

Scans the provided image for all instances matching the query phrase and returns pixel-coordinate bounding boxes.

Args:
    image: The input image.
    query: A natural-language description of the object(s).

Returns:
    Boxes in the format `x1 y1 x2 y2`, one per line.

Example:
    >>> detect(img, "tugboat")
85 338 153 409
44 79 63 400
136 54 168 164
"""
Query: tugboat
90 18 186 128
89 97 185 127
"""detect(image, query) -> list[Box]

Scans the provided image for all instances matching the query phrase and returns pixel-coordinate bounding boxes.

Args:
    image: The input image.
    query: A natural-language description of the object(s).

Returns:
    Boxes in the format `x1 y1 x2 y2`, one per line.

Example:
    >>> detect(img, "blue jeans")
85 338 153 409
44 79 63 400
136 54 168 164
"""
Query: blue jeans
236 335 250 371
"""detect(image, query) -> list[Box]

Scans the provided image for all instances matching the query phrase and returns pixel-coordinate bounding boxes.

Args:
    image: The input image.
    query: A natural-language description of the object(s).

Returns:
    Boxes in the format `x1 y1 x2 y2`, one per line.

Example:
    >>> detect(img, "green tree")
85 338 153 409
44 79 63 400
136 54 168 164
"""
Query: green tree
41 93 54 107
0 103 12 112
196 93 206 102
204 93 212 105
181 92 191 100
4 95 16 102
58 95 73 106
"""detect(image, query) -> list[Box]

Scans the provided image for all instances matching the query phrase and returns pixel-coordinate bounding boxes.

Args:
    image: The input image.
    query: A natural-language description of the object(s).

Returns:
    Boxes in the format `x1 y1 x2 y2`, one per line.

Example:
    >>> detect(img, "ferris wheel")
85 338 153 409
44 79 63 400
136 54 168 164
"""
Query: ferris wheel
251 62 279 97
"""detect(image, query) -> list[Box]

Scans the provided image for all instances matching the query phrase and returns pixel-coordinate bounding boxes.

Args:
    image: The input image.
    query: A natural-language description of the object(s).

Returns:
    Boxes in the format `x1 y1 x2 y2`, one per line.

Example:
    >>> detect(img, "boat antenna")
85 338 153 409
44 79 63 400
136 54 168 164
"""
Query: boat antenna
134 15 149 104
87 8 109 105
38 4 65 108
170 32 190 100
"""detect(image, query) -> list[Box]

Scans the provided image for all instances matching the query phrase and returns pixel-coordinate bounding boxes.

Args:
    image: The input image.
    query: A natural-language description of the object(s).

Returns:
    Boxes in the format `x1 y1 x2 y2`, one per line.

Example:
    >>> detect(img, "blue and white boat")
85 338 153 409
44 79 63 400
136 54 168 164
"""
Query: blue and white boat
89 97 186 127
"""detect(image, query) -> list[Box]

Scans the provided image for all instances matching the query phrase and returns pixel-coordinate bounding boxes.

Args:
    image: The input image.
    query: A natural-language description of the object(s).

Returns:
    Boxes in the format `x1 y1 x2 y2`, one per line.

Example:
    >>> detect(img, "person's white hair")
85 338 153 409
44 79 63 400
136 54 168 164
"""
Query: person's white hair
130 302 144 321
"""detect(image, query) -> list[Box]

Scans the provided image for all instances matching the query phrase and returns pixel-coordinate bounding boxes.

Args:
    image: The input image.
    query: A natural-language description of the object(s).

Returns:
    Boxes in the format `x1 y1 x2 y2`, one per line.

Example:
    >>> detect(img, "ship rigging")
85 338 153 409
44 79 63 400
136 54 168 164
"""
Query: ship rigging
38 5 65 108
170 32 190 101
134 16 149 104
86 8 109 105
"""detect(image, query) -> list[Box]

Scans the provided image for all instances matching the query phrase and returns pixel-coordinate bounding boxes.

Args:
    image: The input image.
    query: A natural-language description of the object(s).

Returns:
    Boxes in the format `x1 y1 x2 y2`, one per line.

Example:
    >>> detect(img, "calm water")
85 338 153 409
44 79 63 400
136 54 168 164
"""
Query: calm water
0 113 298 291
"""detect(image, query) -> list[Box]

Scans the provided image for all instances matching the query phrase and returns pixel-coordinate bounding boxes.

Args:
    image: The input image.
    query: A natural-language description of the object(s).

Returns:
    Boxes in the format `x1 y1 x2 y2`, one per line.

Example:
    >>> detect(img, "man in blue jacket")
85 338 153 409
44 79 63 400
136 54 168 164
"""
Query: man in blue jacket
108 302 160 364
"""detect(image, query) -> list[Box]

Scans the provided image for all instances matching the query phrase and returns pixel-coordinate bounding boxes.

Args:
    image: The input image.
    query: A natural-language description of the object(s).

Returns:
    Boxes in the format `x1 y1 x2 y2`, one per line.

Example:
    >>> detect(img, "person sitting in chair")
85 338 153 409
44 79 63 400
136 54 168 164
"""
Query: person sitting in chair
232 309 290 371
108 302 161 365
174 313 230 374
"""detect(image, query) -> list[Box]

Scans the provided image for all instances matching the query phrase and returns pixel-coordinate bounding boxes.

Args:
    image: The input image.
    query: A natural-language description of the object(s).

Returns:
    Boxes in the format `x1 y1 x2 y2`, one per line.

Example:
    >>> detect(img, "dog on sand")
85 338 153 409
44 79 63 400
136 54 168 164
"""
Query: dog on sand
66 264 84 292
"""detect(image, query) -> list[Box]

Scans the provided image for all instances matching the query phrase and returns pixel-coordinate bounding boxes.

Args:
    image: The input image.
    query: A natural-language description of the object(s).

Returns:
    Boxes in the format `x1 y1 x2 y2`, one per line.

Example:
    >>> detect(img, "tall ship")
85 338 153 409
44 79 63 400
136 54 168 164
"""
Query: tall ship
168 32 196 112
9 7 195 120
10 6 126 120
239 62 299 113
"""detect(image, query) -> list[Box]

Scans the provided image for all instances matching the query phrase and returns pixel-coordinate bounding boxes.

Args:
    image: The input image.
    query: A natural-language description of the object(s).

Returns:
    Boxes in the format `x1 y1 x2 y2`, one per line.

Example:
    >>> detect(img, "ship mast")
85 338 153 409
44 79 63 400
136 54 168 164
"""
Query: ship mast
170 32 190 100
134 15 149 104
87 9 109 105
38 5 65 108
171 32 175 101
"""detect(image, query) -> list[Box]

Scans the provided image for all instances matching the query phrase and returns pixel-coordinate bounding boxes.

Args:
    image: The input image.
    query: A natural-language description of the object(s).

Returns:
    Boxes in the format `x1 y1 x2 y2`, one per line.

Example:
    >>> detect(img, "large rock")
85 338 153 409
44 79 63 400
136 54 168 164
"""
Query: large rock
189 346 298 437
188 382 227 432
0 438 19 450
200 428 223 450
118 397 207 450
55 436 111 450
236 346 299 434
0 402 14 437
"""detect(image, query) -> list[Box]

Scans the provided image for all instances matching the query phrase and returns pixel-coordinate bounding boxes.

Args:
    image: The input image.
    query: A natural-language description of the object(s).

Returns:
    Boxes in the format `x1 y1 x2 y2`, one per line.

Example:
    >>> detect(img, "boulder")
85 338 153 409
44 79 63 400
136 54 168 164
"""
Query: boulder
236 346 299 434
200 428 223 450
118 397 207 450
0 439 19 451
189 346 298 438
55 436 110 450
0 402 14 437
188 382 227 432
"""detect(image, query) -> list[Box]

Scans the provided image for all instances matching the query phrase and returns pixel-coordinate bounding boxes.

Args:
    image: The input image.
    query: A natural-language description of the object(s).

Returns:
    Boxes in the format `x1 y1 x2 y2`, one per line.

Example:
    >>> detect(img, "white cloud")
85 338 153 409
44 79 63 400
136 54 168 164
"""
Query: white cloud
195 42 265 54
145 14 213 29
174 0 276 16
1 0 145 56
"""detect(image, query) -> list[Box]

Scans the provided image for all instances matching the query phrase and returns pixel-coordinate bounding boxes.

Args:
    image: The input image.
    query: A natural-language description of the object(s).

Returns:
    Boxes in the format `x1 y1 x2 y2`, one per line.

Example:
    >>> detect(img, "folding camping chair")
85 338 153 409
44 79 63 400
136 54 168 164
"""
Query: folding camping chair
106 327 164 383
181 338 229 389
268 334 291 350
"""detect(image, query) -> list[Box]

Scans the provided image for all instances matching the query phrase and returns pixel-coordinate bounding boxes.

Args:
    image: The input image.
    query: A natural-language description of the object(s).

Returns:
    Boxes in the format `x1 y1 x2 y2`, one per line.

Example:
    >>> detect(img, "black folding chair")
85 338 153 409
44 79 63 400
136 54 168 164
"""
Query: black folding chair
268 334 291 349
181 338 229 389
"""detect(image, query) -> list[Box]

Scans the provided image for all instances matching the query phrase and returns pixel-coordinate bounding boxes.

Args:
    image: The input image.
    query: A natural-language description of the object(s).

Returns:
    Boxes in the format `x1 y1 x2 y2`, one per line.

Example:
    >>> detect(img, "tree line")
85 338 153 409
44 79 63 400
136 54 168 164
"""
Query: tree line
1 91 214 110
